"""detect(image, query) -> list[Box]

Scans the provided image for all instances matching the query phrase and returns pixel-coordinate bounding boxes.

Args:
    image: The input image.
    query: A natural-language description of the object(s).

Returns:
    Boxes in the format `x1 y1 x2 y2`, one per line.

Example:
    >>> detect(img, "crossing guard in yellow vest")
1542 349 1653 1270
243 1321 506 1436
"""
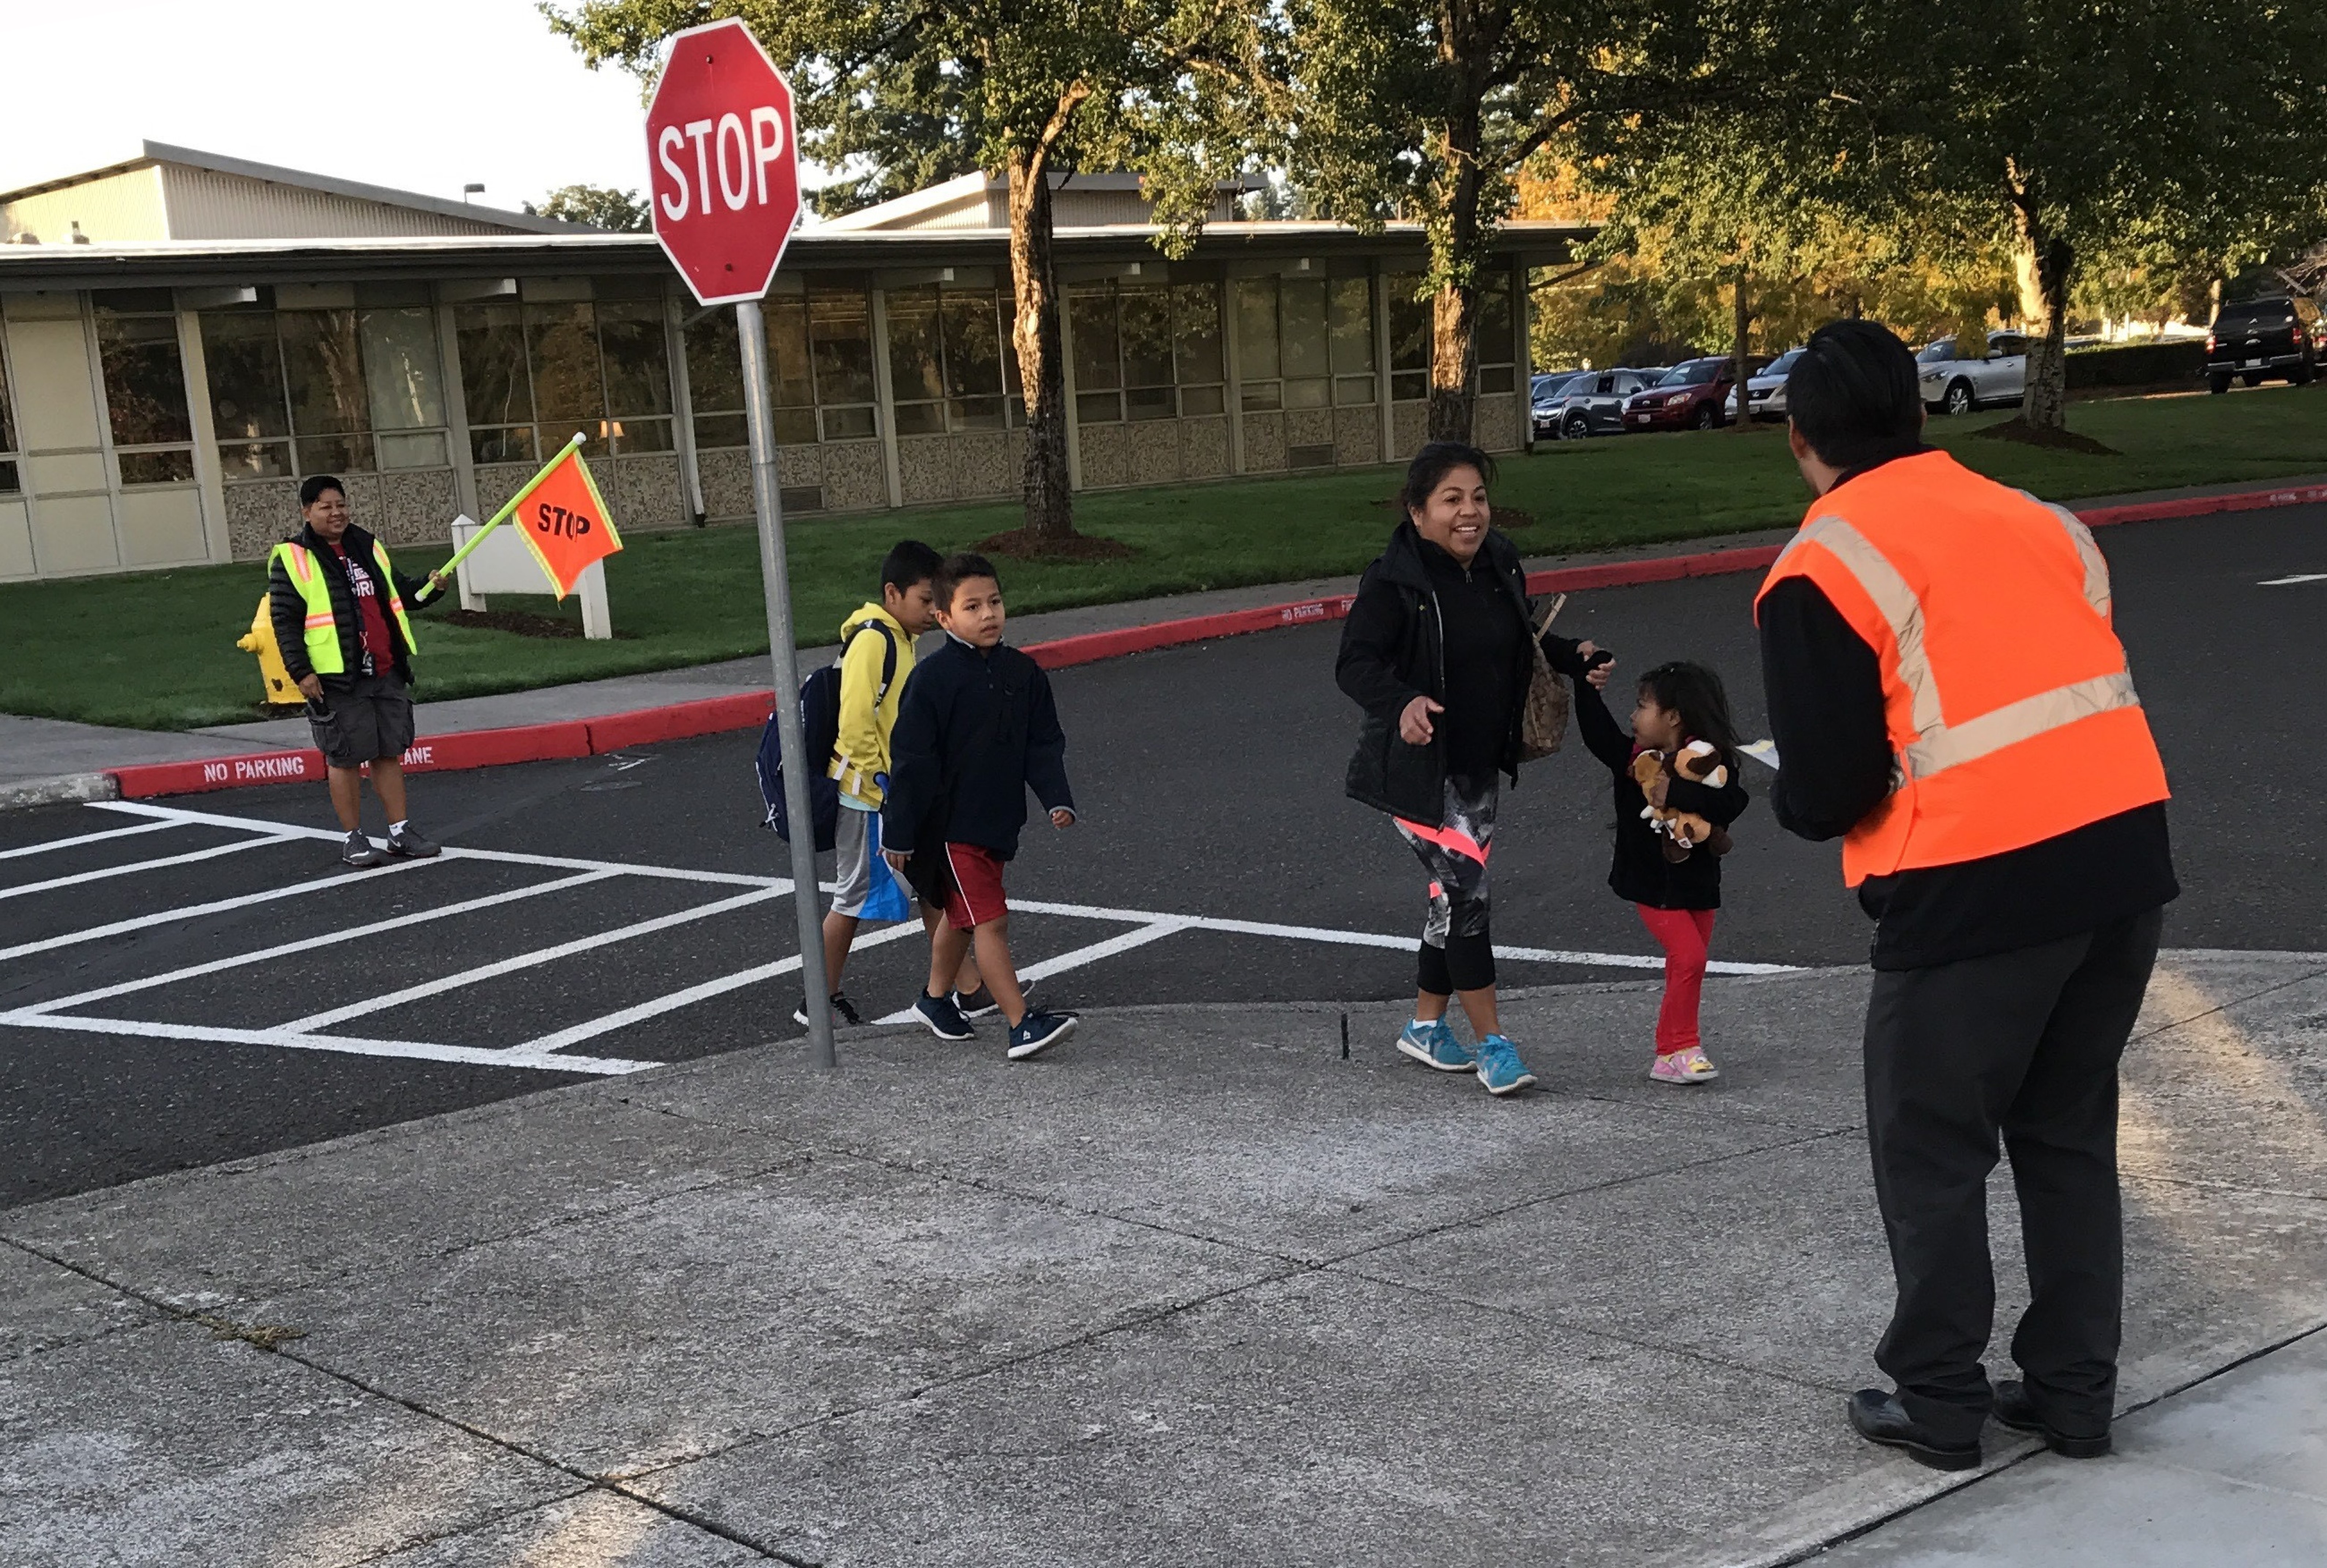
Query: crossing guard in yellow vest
1756 321 2176 1473
267 474 450 868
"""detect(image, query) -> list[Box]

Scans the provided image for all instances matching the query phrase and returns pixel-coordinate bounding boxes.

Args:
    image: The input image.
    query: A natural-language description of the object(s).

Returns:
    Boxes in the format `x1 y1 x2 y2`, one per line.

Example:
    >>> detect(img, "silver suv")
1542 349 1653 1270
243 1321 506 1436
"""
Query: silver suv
1536 368 1654 439
1918 331 2030 414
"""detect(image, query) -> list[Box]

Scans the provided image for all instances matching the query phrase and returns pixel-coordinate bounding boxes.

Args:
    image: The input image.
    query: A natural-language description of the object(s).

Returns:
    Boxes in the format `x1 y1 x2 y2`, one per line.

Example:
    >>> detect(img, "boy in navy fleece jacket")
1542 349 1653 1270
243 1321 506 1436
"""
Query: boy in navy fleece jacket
882 553 1080 1059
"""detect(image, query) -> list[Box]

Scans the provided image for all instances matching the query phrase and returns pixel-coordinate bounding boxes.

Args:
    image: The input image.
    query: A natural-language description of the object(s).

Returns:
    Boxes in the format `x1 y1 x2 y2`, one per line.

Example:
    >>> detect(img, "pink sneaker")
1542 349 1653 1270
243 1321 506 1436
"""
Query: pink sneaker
1650 1045 1720 1084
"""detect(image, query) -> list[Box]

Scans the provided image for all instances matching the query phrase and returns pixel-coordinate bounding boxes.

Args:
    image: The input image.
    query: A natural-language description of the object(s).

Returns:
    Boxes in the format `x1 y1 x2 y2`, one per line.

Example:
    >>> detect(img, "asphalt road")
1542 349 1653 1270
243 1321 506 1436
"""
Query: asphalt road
4 504 2321 1205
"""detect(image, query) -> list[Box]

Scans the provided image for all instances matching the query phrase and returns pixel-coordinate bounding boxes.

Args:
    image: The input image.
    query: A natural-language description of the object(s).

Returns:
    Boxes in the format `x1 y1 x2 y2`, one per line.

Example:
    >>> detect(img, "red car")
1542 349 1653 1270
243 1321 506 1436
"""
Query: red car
1623 358 1741 431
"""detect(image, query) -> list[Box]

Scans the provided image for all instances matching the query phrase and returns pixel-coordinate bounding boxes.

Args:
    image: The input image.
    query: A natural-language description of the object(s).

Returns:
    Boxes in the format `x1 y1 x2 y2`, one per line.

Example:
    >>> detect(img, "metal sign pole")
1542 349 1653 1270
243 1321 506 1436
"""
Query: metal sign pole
736 297 835 1069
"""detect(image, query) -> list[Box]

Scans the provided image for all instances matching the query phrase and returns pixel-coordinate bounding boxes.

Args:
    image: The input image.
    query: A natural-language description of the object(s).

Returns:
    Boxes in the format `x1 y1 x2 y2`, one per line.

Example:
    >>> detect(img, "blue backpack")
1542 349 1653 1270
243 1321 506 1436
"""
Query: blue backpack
757 620 899 851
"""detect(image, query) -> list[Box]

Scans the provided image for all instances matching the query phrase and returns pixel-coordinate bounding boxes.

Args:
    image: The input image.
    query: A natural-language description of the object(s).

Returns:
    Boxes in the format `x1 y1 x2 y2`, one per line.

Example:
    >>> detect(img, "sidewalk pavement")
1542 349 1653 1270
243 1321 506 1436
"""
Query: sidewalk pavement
6 468 2322 807
4 948 2321 1565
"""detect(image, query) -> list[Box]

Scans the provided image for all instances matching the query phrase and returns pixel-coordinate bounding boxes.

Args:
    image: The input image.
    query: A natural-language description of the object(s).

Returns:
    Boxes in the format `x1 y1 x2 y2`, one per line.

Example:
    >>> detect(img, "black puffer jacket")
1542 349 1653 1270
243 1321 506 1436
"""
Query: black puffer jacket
267 522 443 686
1336 522 1584 821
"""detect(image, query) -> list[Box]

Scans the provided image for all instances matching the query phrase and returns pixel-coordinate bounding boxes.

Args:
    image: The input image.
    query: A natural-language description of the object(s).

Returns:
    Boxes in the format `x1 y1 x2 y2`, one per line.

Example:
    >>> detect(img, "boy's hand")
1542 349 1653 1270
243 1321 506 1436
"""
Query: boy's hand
882 848 910 873
1049 807 1075 829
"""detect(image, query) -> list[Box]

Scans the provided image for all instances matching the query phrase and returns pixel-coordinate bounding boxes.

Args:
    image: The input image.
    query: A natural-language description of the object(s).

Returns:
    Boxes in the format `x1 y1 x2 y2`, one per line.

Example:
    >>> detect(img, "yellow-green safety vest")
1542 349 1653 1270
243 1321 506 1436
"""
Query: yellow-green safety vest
269 539 417 676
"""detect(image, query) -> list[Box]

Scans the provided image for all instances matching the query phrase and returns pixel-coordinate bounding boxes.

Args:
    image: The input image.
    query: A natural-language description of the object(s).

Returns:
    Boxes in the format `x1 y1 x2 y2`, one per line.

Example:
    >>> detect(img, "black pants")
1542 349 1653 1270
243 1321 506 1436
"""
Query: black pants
1862 906 2163 1446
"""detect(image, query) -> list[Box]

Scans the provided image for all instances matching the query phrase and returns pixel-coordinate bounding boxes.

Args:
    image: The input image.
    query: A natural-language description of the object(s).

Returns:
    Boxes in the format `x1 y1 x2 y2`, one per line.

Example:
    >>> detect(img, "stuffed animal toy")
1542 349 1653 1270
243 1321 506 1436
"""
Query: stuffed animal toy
1630 741 1733 861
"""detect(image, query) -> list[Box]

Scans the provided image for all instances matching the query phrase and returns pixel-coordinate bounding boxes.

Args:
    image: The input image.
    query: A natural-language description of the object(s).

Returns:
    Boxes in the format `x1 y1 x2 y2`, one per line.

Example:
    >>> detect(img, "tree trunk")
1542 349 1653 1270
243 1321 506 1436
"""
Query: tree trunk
1428 276 1477 444
1007 152 1074 539
1729 271 1752 430
1424 50 1485 444
2009 169 2075 430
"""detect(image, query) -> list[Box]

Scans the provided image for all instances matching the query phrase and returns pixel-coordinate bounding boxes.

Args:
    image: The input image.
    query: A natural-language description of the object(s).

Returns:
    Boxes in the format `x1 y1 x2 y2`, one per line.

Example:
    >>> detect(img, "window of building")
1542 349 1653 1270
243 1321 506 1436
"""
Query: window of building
203 287 452 479
93 290 195 486
888 284 1012 436
457 292 675 466
1474 272 1516 394
0 332 19 495
1235 274 1375 413
1062 277 1223 423
684 283 876 450
1387 273 1431 402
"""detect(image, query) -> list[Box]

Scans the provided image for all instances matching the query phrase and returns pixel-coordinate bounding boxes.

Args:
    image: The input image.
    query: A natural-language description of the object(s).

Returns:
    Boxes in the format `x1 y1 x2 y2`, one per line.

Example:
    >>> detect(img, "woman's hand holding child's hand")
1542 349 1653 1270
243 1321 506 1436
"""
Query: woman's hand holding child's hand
1579 641 1613 690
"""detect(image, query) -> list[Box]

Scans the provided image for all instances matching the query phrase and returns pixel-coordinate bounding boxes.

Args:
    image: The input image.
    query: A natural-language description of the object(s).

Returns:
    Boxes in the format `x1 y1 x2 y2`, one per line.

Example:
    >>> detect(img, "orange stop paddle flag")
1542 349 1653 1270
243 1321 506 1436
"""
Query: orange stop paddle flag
507 446 623 598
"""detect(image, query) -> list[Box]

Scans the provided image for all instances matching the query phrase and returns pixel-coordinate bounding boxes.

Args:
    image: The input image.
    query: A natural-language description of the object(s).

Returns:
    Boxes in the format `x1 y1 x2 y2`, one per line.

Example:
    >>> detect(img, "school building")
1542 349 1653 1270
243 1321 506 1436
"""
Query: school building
0 145 1585 583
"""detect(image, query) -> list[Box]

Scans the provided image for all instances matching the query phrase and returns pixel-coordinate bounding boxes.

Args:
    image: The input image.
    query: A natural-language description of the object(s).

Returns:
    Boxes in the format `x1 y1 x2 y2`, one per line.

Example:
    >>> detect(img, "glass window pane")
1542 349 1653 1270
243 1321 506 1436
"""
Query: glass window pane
694 412 747 449
1335 374 1376 405
0 460 18 495
894 402 945 436
948 395 1006 431
377 430 448 470
1392 370 1428 402
809 289 876 406
359 307 444 432
1126 385 1174 421
1474 275 1513 365
1477 365 1515 393
297 434 374 474
1386 274 1430 373
821 405 876 441
1281 279 1329 379
1076 390 1122 423
1180 384 1224 416
1120 284 1173 388
471 426 535 464
886 286 946 404
1068 284 1120 391
769 297 814 407
1234 279 1280 381
96 314 193 446
279 309 368 437
775 408 818 444
525 302 605 426
200 313 290 441
611 416 673 454
1241 381 1281 412
1172 282 1222 385
1330 278 1375 375
119 449 195 485
456 305 532 429
218 441 292 479
684 309 744 415
0 342 14 451
940 292 1005 398
1284 377 1330 409
597 300 672 417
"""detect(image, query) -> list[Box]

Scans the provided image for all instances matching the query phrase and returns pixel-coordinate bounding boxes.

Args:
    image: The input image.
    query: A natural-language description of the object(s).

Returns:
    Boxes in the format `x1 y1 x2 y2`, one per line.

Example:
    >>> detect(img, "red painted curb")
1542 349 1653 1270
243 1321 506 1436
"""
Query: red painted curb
105 480 2323 799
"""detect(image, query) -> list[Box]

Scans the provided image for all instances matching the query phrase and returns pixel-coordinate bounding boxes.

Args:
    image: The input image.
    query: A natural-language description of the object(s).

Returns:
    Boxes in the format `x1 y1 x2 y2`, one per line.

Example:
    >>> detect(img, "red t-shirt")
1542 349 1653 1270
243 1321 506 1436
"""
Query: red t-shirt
326 539 397 676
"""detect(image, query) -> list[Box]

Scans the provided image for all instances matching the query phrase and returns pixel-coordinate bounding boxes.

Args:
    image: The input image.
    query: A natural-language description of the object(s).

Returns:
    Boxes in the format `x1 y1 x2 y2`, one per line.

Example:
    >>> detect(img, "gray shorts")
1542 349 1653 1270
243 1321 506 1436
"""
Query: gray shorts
831 804 880 917
309 672 416 769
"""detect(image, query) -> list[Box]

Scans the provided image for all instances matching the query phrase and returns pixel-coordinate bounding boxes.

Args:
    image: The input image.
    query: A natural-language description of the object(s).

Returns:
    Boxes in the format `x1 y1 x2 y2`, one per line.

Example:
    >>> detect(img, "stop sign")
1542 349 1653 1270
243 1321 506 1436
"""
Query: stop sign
646 19 802 307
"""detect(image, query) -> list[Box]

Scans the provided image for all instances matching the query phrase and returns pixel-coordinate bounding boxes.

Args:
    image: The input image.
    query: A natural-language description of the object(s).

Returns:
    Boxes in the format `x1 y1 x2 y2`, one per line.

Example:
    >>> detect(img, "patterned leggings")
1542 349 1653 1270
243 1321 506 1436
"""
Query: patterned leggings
1394 776 1498 994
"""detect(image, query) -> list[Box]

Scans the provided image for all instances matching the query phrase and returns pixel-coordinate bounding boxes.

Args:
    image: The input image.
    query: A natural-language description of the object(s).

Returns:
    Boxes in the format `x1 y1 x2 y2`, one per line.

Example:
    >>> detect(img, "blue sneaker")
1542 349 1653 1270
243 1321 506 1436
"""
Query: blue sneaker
913 991 975 1041
1006 1009 1078 1060
1475 1034 1537 1097
1396 1017 1475 1072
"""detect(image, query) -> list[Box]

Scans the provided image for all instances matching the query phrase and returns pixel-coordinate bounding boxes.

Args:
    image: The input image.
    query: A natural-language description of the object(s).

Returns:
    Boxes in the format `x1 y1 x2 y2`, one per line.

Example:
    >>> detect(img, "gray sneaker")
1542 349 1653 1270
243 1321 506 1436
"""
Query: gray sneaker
341 831 384 868
385 823 440 859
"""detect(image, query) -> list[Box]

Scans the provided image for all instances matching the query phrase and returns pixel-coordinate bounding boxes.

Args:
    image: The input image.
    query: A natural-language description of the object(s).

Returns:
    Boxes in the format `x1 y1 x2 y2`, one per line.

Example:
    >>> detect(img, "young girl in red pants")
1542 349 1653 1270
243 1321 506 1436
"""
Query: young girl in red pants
1575 662 1750 1083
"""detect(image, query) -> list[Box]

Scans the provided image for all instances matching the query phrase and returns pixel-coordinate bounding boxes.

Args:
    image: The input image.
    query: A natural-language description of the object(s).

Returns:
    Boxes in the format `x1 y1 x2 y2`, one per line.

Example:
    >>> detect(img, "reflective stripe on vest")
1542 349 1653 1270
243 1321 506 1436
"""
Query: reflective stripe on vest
1757 452 2168 883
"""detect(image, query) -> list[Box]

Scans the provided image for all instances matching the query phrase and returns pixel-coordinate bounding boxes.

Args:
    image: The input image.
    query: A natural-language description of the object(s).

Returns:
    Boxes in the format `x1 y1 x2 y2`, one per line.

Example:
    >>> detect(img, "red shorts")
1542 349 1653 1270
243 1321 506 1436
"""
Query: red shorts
938 842 1009 931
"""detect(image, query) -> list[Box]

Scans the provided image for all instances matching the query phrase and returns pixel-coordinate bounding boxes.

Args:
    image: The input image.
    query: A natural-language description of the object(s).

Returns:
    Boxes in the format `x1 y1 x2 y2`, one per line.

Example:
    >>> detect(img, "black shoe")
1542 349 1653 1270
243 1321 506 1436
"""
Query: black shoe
792 991 864 1028
384 822 440 858
954 980 1030 1020
1992 1379 2112 1458
340 830 384 868
1847 1388 1983 1472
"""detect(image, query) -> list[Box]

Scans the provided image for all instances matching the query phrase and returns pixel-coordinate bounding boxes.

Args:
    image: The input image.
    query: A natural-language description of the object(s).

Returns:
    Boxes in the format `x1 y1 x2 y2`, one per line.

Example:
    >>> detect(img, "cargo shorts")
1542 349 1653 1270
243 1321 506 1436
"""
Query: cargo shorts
309 672 416 768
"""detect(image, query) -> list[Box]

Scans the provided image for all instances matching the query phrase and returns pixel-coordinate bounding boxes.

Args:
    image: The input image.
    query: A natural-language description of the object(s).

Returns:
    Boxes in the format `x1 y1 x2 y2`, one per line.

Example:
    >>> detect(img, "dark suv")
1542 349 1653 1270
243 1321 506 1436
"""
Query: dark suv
2207 297 2320 392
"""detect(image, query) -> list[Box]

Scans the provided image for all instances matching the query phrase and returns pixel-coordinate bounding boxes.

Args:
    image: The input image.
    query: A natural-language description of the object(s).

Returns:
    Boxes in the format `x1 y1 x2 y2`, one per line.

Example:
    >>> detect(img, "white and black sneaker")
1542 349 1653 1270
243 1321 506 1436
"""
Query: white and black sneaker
1005 1009 1078 1060
385 822 440 859
954 980 1031 1020
341 831 384 868
792 991 865 1029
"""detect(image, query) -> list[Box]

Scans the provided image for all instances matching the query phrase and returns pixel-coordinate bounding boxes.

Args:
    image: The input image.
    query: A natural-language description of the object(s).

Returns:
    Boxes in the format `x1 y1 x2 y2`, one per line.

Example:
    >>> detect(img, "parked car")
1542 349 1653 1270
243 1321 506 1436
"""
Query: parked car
1531 371 1596 438
1623 358 1740 431
1917 331 2029 415
1537 368 1655 439
1744 347 1807 420
2206 297 2320 392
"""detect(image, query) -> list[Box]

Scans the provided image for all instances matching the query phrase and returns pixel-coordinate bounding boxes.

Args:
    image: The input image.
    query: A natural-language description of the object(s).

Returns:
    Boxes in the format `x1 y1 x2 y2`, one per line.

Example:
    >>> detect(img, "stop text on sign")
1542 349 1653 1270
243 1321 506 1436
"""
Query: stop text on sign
534 502 593 539
655 109 787 220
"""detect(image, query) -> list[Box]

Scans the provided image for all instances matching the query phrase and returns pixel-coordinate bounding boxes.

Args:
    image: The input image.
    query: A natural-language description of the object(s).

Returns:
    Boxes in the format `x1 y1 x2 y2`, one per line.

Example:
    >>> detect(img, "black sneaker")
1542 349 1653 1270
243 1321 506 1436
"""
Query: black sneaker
384 823 439 858
954 980 1032 1020
912 991 976 1041
1005 1009 1079 1060
792 992 865 1029
341 831 384 868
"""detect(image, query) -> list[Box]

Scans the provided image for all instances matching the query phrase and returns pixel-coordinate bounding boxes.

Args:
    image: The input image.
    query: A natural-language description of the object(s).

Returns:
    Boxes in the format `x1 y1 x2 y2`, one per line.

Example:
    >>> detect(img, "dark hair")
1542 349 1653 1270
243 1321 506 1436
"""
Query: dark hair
298 474 346 508
1400 441 1496 516
933 551 1000 610
881 539 943 594
1638 662 1740 767
1786 320 1924 471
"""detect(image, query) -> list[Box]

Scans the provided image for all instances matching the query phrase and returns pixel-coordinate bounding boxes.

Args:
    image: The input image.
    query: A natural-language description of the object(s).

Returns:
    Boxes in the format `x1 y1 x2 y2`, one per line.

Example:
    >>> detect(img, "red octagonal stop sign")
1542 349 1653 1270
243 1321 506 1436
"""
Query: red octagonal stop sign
646 19 801 307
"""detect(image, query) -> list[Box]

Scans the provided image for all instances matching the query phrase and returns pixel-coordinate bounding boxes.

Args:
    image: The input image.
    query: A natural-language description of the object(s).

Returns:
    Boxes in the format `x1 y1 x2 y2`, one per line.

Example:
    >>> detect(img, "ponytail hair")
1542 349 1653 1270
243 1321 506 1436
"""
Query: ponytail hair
1638 662 1740 768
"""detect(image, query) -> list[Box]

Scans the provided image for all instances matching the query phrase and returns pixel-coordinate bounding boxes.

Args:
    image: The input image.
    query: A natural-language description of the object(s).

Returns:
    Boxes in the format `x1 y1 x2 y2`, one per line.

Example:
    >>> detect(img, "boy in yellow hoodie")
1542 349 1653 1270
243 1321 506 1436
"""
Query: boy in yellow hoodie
799 540 981 1027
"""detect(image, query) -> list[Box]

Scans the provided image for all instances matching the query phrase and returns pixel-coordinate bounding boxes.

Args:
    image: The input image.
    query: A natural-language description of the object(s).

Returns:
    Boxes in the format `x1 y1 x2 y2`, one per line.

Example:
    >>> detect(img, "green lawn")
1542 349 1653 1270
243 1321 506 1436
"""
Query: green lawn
7 387 2322 731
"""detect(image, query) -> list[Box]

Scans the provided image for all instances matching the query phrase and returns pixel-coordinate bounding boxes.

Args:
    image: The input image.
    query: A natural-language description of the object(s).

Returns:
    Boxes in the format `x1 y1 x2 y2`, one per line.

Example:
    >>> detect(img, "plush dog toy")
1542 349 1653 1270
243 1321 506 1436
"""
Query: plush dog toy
1631 741 1733 861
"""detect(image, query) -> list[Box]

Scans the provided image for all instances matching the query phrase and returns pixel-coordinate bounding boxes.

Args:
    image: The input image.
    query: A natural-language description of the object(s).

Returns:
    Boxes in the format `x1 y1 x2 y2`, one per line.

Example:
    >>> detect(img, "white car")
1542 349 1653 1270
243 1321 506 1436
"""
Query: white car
1918 331 2030 415
1745 347 1806 419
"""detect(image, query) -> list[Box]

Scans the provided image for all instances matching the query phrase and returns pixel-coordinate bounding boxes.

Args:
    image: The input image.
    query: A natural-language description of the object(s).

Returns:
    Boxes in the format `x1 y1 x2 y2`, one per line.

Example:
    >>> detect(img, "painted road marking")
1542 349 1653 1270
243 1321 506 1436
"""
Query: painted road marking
2259 573 2327 586
15 870 619 1017
0 1010 651 1075
874 918 1193 1025
0 859 438 963
0 833 300 902
0 819 189 862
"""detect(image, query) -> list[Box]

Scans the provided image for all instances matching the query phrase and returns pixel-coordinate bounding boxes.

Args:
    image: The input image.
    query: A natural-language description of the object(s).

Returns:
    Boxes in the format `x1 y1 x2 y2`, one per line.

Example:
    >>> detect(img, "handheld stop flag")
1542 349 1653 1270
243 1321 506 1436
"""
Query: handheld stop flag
504 444 623 599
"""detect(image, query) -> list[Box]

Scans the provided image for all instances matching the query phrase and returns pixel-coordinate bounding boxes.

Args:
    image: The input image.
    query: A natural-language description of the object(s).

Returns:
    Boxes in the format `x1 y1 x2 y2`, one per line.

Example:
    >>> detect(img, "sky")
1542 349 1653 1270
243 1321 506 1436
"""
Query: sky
0 0 663 214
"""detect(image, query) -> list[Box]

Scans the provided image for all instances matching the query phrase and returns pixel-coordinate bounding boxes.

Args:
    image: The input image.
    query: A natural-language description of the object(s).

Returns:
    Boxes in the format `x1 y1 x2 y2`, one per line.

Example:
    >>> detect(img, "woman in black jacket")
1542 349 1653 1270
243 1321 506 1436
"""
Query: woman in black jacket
1335 441 1612 1097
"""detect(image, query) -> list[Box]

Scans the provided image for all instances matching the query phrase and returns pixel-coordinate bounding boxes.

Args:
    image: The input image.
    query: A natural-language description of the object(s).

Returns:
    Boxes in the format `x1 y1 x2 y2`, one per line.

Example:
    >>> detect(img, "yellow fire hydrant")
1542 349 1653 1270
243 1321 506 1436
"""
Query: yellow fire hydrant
236 595 306 708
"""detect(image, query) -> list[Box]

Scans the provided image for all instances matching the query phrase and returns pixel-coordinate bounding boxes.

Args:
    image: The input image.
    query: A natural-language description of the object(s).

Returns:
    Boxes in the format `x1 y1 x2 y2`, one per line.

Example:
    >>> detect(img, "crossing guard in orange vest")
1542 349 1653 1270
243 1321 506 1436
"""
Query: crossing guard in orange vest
1756 321 2176 1473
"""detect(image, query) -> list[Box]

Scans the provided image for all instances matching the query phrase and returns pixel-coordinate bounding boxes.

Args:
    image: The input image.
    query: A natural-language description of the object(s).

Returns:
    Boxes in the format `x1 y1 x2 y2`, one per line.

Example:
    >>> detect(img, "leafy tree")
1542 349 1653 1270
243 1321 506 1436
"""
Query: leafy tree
545 0 1252 547
527 184 653 231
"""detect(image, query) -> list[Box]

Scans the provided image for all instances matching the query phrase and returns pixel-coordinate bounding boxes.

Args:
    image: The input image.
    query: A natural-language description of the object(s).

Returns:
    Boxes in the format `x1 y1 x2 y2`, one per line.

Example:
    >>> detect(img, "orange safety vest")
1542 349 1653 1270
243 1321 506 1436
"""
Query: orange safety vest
1755 450 2169 886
